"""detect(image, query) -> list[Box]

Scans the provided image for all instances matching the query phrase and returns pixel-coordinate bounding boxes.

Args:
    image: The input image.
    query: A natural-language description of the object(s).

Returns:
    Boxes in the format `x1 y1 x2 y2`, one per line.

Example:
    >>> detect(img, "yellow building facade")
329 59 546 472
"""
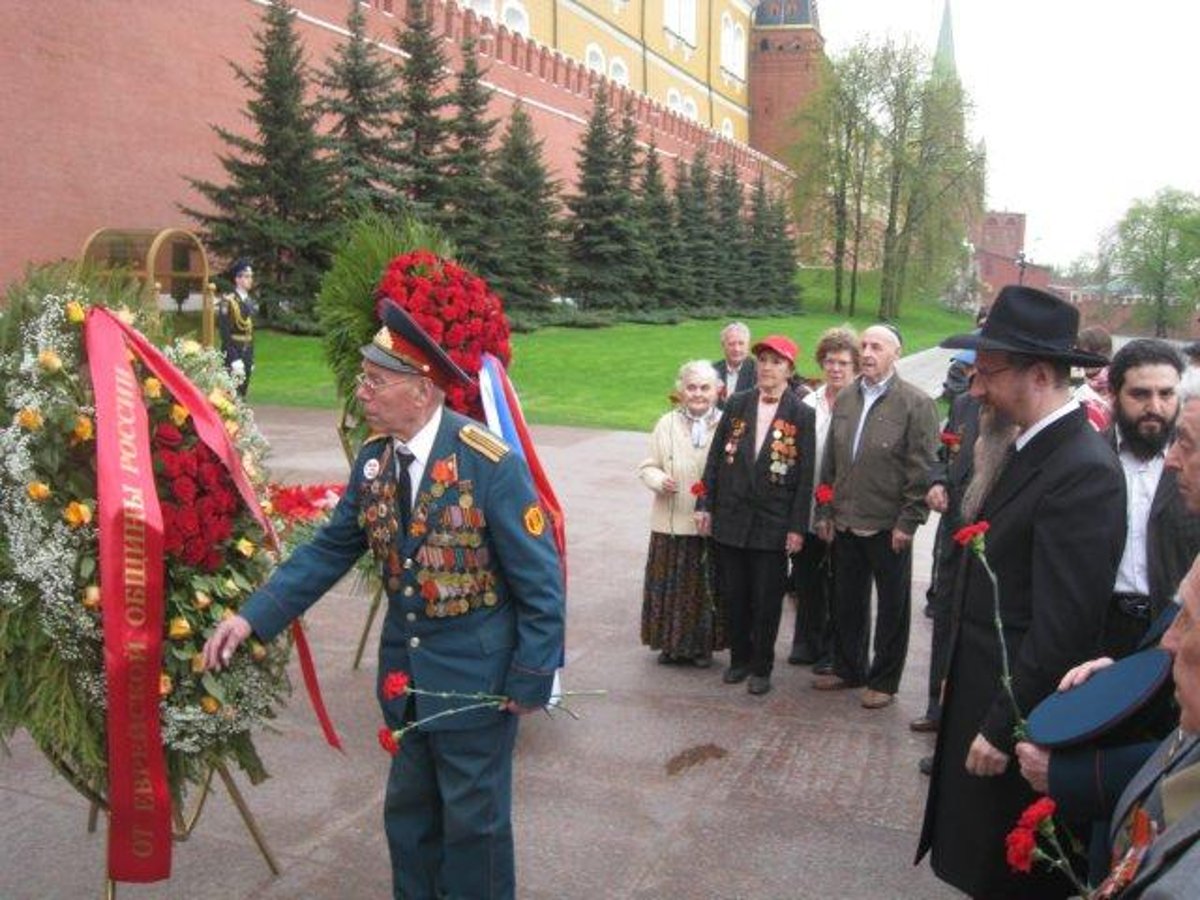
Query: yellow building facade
461 0 753 141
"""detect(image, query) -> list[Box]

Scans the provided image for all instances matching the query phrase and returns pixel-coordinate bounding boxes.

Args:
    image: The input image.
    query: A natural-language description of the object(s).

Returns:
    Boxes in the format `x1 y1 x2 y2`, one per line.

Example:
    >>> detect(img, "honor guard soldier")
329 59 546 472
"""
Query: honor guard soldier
217 258 256 396
203 302 566 900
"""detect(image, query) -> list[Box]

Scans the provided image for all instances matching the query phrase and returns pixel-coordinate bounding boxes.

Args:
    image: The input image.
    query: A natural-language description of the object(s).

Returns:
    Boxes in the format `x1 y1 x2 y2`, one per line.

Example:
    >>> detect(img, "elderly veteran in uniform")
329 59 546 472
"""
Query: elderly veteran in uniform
204 304 565 900
696 334 815 696
916 285 1127 899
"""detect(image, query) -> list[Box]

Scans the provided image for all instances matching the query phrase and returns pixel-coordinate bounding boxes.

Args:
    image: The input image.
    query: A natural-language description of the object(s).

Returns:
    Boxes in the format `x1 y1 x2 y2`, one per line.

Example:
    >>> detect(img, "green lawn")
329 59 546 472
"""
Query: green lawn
224 272 974 432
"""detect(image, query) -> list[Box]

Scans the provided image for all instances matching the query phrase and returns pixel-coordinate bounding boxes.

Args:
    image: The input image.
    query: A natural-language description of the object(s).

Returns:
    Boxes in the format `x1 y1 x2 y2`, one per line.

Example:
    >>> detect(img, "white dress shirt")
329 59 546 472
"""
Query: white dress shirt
393 405 443 511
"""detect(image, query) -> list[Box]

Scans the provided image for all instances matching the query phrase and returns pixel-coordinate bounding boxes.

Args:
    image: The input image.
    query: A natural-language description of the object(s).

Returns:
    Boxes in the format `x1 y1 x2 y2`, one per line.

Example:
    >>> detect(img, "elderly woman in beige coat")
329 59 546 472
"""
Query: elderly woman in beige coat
638 359 726 666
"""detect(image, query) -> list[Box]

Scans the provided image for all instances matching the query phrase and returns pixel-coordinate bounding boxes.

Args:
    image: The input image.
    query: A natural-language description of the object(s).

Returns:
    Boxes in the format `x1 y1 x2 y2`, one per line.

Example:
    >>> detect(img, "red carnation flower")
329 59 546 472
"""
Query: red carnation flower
690 481 707 498
814 483 835 505
378 726 400 757
382 671 411 701
954 521 990 547
1005 826 1037 873
1018 797 1057 831
940 429 962 448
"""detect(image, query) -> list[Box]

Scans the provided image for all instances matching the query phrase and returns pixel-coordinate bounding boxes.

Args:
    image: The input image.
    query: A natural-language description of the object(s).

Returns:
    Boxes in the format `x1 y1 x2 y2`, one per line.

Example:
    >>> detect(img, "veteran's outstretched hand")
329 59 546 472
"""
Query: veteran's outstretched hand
203 614 253 671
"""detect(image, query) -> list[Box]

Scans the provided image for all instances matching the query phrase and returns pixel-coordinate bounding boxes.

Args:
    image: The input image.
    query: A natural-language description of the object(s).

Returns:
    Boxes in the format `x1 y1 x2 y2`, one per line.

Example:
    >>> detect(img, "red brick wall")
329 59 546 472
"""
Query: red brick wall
747 25 823 163
0 0 792 288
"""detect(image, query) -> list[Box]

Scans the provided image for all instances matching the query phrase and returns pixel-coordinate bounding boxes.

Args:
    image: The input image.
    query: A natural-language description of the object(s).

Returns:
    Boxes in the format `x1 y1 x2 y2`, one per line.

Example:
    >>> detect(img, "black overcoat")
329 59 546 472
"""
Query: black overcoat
700 388 815 550
917 406 1127 898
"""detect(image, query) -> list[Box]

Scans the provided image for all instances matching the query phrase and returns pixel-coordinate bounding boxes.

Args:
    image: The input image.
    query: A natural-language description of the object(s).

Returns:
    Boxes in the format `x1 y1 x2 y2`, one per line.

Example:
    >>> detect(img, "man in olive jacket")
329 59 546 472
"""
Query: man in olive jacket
813 324 939 710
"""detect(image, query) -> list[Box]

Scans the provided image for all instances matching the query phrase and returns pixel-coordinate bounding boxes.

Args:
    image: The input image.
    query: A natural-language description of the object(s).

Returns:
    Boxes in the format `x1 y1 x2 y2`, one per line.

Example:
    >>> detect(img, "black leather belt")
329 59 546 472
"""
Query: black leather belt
1112 592 1152 620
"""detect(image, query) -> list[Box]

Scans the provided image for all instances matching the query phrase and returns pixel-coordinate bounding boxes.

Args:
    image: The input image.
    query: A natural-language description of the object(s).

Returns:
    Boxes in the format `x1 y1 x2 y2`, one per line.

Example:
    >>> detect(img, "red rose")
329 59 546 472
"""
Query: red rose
953 521 990 547
198 462 224 492
1018 797 1057 831
172 475 198 505
814 483 835 505
181 538 208 567
940 430 962 448
158 448 183 479
378 726 400 757
382 671 411 701
176 507 201 537
1005 825 1037 873
690 481 707 498
179 449 199 477
203 548 224 572
153 422 183 447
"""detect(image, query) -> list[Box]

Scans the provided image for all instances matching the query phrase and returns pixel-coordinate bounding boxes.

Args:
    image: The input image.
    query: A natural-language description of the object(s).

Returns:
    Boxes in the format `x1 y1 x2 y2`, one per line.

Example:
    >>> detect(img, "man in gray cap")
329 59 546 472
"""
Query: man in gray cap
205 303 565 900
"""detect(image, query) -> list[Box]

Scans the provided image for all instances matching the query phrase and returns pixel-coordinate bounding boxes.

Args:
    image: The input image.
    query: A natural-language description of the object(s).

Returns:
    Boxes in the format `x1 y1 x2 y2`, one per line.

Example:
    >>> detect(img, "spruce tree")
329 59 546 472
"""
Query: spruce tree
713 160 749 310
745 174 774 309
669 160 698 306
442 38 501 270
564 85 640 311
394 0 450 214
767 190 799 308
182 0 336 327
614 97 649 310
675 148 717 308
490 103 563 311
637 143 676 309
317 0 407 219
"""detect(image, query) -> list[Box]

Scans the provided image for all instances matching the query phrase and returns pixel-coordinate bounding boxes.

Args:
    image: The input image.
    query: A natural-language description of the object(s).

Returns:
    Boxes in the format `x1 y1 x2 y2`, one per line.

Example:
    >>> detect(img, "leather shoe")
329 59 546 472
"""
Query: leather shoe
747 675 772 695
811 673 854 691
861 689 895 709
909 716 939 733
918 755 933 776
692 653 714 669
723 665 750 684
787 647 816 665
811 660 834 676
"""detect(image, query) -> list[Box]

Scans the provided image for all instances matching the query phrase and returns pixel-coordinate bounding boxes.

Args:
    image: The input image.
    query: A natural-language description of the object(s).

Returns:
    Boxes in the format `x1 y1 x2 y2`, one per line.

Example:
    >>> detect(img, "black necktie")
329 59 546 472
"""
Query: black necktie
396 449 415 535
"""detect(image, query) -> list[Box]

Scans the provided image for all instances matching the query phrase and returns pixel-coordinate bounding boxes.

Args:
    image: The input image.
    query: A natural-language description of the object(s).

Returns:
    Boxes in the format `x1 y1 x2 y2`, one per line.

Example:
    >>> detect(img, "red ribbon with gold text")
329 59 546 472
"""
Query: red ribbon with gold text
86 309 342 881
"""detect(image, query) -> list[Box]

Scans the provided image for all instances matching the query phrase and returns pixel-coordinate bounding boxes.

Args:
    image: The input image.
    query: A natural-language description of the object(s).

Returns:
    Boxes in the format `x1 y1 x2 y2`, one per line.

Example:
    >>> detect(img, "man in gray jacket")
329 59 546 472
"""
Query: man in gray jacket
813 324 939 709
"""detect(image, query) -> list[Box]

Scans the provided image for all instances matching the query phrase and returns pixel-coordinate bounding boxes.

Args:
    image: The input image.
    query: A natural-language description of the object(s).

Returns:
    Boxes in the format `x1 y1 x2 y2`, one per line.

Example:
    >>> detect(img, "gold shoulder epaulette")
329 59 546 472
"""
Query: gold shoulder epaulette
460 424 510 462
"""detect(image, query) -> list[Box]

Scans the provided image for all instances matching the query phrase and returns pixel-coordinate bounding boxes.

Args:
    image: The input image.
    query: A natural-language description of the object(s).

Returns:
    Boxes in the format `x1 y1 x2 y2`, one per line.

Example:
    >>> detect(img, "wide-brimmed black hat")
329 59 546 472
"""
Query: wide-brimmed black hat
361 303 473 389
941 285 1108 367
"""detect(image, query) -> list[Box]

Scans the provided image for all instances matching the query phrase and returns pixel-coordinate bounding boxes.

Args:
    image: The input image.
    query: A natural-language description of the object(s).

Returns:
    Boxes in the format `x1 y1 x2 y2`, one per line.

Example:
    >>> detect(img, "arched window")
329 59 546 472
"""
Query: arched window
733 23 746 77
721 118 734 138
501 0 529 36
682 96 699 120
720 13 734 68
585 43 606 75
609 56 630 87
666 88 683 113
664 0 697 45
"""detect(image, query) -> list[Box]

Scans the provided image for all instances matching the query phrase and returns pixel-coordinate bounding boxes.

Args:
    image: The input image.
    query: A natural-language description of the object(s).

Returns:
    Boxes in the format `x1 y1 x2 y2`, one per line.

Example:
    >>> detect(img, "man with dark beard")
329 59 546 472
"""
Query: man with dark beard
1101 339 1200 658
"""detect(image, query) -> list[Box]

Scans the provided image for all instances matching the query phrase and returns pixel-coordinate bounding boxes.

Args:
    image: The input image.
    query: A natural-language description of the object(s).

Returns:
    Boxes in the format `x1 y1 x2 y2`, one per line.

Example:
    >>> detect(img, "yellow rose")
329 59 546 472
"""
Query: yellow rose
220 607 236 621
27 482 51 502
249 641 268 663
168 617 193 640
159 674 173 698
191 653 207 674
236 537 256 558
65 300 86 324
207 386 230 408
63 501 93 528
260 499 274 516
15 408 43 431
37 350 62 373
179 339 202 355
225 419 240 438
193 590 213 611
169 404 190 426
72 415 94 443
81 585 101 610
200 695 221 714
143 377 162 399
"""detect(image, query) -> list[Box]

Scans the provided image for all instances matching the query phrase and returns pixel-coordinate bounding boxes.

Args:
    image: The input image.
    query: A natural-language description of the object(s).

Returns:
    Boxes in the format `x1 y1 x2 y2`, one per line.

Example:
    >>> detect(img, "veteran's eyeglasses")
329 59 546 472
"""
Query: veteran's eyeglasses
355 372 408 394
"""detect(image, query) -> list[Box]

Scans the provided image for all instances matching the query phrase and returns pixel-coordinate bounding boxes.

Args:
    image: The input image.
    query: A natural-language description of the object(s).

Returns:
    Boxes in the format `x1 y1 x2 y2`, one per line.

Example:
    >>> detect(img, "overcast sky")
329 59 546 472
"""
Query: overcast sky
817 0 1197 269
